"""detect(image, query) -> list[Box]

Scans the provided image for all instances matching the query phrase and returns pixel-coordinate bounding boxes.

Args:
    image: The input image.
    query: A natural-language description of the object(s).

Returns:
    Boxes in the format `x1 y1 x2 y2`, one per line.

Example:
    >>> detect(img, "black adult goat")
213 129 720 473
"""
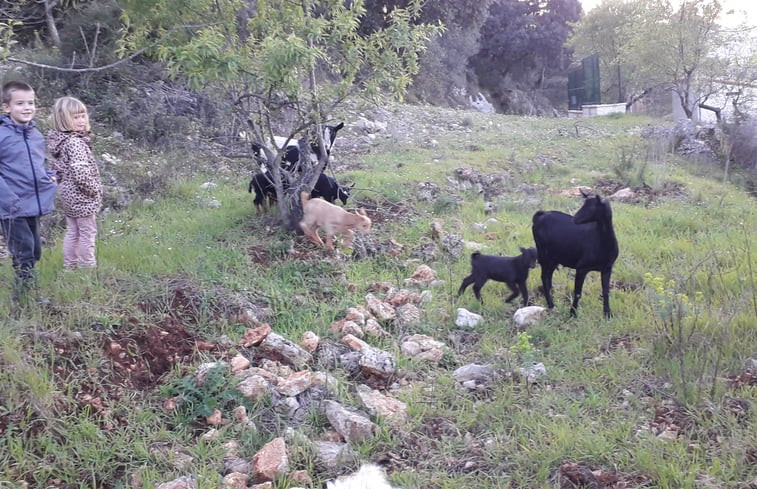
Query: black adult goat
531 191 619 317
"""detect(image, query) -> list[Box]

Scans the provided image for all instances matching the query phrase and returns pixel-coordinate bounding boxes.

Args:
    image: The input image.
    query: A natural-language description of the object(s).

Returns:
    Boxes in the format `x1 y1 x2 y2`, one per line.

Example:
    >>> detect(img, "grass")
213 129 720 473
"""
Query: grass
1 105 756 488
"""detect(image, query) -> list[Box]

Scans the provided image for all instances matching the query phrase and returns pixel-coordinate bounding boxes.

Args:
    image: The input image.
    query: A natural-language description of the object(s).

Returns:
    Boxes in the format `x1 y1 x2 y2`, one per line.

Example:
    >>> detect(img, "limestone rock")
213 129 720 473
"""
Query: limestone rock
251 437 289 482
324 400 377 444
513 306 547 327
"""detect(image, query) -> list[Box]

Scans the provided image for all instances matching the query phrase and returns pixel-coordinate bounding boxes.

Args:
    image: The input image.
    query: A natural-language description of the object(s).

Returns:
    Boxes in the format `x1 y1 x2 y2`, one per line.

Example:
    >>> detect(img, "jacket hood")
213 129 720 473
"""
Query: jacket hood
47 130 69 157
47 129 91 157
0 114 38 133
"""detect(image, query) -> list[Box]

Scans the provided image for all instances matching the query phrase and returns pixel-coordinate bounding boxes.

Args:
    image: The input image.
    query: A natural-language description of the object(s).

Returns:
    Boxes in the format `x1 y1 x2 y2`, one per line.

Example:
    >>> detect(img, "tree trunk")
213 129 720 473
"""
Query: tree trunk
44 0 61 50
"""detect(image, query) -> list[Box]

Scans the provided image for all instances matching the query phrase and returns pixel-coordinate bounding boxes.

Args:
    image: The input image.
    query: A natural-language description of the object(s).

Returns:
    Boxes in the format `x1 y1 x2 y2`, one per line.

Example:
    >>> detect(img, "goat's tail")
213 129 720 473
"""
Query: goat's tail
300 191 310 207
471 250 482 262
532 210 545 225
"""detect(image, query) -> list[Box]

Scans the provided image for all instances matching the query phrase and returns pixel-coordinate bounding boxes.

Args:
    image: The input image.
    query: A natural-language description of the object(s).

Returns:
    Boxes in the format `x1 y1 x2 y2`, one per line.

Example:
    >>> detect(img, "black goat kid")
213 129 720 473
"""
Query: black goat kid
248 171 286 213
531 192 619 317
458 247 538 306
311 173 354 205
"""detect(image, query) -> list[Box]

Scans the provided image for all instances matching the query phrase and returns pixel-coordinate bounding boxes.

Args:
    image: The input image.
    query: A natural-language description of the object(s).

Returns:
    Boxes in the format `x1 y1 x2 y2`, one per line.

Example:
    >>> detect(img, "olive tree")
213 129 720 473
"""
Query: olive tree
118 0 441 229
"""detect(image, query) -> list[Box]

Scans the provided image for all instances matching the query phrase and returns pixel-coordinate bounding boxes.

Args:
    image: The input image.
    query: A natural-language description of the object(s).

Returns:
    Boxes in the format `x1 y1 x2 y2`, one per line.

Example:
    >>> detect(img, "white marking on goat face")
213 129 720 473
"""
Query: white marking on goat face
273 135 293 150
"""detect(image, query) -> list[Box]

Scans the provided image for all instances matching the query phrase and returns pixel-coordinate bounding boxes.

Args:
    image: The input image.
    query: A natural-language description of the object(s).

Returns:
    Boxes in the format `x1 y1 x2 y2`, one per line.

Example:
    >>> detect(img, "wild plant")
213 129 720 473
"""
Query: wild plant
510 331 536 367
643 271 728 405
160 363 256 427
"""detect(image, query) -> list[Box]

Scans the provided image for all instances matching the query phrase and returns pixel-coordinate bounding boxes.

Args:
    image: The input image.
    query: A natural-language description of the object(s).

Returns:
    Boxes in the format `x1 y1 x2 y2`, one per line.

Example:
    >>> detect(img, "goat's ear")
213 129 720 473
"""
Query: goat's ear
335 122 344 131
350 182 356 188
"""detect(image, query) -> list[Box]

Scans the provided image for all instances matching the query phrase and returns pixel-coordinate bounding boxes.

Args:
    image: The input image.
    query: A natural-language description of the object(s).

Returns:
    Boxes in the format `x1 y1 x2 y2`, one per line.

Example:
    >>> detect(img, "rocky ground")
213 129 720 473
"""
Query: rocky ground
3 102 752 489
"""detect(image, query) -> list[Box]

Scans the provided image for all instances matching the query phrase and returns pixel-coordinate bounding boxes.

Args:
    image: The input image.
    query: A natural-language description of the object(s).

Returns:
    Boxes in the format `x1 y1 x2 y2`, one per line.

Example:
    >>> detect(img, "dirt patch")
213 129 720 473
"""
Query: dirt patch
555 461 652 488
593 177 688 203
353 198 414 225
650 399 694 435
601 334 638 353
104 317 213 390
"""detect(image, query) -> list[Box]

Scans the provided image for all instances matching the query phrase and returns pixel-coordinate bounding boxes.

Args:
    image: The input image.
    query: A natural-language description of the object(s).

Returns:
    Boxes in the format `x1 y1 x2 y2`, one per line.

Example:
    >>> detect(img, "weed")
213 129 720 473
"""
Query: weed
161 363 255 427
510 331 536 367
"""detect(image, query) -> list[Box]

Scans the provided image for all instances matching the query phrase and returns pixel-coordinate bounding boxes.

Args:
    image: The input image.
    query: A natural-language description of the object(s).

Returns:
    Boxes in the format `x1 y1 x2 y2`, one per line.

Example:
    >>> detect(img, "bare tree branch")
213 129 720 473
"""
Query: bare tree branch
3 25 193 72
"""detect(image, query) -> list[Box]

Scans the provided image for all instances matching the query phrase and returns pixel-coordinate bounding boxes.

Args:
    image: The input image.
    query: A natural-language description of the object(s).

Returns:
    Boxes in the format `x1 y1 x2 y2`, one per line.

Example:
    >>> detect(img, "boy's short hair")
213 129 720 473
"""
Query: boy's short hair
2 81 35 105
51 96 90 132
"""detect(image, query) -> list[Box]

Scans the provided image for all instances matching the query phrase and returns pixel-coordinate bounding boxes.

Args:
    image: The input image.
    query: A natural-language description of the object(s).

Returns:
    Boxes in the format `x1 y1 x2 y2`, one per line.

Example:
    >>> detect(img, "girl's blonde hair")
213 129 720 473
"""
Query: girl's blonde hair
51 96 90 132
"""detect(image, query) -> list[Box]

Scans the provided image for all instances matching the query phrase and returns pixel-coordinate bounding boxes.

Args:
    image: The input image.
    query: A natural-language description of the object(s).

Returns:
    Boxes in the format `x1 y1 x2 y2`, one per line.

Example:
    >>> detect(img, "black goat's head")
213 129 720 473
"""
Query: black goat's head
574 194 611 225
520 246 538 268
337 182 354 205
307 122 345 157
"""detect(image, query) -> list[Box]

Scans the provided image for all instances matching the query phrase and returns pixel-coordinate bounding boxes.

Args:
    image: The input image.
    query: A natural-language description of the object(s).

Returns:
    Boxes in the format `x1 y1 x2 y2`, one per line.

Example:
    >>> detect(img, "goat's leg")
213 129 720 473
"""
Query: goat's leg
601 268 613 318
301 223 325 247
504 282 520 303
517 280 529 306
472 279 487 303
325 233 335 251
541 267 555 309
570 269 588 317
342 230 355 249
458 275 475 296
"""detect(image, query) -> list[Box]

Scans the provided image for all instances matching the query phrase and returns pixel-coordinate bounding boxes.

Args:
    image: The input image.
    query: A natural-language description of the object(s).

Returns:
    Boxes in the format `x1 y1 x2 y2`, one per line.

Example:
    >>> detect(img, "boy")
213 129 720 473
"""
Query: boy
0 81 57 305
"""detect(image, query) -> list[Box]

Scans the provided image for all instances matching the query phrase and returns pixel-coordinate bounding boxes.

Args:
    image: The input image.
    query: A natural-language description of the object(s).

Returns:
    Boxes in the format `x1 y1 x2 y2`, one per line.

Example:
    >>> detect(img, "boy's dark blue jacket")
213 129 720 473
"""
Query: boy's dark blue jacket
0 115 57 219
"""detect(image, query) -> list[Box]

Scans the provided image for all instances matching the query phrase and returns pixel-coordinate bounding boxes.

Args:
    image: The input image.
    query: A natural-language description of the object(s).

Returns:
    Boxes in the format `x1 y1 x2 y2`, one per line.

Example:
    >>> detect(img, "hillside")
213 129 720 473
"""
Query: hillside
1 102 756 489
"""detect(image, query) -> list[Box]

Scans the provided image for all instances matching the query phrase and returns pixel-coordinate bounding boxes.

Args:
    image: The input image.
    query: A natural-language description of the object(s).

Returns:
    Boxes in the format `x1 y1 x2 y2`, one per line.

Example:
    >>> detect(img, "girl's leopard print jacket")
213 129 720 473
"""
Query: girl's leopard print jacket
47 130 102 218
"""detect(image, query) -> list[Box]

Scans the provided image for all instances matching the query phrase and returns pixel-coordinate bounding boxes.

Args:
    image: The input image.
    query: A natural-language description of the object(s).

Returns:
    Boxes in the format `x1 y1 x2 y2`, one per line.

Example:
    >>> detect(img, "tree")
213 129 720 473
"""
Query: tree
470 0 581 111
404 0 494 105
625 0 725 119
566 0 639 104
356 0 491 105
117 0 440 229
0 0 92 51
569 0 753 119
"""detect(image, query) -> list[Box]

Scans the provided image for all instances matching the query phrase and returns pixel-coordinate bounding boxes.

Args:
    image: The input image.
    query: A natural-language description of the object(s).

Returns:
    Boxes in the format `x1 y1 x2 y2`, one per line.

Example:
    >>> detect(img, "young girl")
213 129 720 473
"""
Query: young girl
48 96 102 269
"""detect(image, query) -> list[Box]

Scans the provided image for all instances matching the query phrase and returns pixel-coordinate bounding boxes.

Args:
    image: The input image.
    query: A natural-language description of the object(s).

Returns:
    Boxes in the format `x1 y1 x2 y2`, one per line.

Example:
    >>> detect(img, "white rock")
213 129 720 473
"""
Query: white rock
518 362 547 383
513 306 547 327
455 308 482 328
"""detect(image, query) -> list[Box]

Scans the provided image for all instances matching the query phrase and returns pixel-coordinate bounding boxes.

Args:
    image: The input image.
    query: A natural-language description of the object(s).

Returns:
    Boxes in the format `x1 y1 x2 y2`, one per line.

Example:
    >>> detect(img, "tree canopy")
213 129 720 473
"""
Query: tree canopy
472 0 581 84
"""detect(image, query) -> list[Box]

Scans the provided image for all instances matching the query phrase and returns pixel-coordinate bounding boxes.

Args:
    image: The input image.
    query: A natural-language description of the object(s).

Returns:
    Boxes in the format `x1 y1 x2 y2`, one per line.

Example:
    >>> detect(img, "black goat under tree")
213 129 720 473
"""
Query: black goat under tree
531 191 619 317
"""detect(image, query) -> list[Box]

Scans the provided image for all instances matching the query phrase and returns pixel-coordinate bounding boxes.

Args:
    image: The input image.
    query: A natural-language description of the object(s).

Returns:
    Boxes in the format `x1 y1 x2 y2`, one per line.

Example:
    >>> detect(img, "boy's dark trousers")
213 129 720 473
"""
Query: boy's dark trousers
1 216 42 303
